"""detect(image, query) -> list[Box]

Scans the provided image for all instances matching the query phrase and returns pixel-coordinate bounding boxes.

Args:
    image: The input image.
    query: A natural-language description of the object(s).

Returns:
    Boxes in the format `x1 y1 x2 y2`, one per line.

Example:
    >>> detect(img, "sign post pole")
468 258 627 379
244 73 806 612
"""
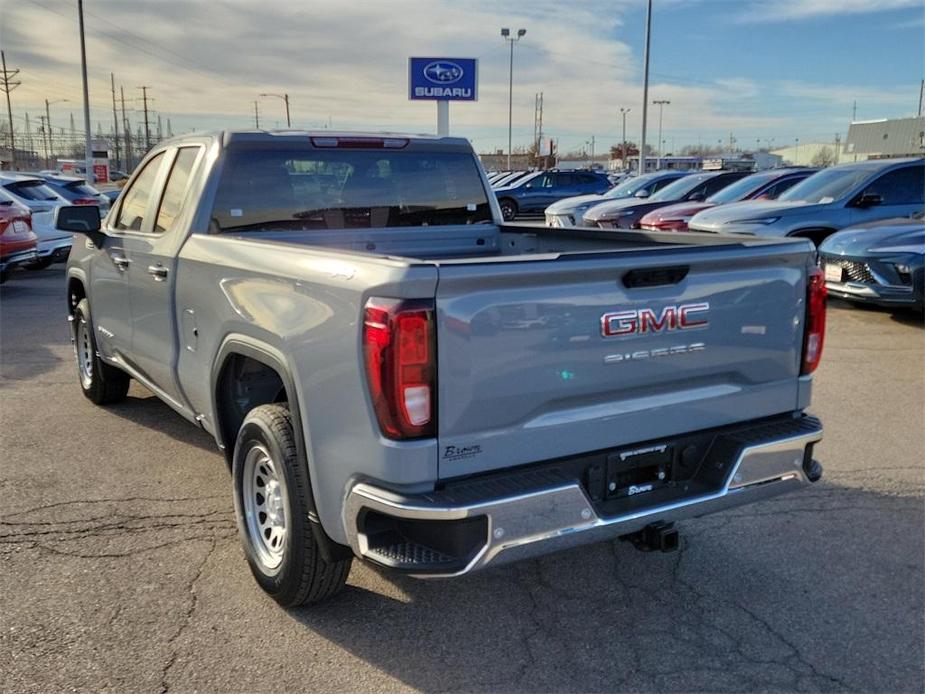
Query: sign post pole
436 101 449 136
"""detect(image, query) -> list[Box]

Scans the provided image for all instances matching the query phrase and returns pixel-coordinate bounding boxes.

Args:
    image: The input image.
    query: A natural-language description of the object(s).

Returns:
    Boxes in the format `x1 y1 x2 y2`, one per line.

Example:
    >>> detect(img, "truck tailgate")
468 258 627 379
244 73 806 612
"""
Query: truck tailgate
434 245 809 479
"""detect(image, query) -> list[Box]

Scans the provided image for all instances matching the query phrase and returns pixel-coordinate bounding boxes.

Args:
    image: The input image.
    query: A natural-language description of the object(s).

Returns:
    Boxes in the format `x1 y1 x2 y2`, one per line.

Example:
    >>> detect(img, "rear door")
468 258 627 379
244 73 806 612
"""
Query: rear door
434 245 808 478
122 145 204 404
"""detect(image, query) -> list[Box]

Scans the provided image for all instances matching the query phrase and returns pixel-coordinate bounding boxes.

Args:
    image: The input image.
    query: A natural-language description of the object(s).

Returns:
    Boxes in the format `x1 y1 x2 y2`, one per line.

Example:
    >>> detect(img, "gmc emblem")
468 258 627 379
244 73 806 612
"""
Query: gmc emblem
601 302 710 338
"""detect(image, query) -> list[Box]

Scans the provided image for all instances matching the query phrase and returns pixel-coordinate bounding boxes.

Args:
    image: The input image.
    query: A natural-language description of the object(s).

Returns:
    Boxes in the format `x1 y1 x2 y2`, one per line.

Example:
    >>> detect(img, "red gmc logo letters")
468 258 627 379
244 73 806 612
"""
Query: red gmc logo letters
601 302 710 337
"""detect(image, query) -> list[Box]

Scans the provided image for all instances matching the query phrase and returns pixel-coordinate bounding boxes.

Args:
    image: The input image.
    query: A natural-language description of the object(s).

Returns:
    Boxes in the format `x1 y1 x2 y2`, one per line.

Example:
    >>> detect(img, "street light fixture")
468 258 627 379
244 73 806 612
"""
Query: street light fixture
501 27 526 171
260 92 291 128
45 98 68 167
619 107 630 172
653 99 670 170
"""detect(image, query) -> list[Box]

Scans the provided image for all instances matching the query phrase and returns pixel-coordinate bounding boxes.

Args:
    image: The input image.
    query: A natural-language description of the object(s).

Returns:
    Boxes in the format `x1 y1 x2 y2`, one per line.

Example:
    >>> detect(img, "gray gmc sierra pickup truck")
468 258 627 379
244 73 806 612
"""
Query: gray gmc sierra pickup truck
59 131 826 606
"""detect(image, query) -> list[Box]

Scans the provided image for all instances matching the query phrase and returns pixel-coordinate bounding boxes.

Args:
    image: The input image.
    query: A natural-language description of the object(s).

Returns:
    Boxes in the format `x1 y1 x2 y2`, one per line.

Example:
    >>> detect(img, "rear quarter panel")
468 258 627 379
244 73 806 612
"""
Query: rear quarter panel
175 234 439 545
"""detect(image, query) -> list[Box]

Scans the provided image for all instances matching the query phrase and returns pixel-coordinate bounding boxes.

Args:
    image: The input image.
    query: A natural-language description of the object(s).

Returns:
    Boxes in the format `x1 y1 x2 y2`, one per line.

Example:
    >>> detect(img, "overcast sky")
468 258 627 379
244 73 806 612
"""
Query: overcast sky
1 0 923 154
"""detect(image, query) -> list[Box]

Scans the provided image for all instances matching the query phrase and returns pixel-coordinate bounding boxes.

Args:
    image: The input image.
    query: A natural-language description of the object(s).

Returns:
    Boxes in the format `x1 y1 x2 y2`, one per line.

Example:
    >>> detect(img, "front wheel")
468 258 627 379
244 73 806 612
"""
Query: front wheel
498 198 518 222
73 298 130 405
232 404 351 607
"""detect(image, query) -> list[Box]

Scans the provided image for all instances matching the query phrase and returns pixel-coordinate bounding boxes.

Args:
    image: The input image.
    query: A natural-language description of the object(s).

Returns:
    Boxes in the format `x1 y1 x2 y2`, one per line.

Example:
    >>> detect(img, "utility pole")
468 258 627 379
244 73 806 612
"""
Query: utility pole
138 86 152 149
501 27 527 170
1 51 21 170
639 0 653 174
620 107 630 172
834 133 841 165
77 0 93 180
590 135 595 166
120 85 133 171
918 80 924 117
852 100 857 122
157 113 163 140
253 100 260 128
259 93 291 128
653 99 670 170
38 115 49 166
110 73 120 169
24 113 32 162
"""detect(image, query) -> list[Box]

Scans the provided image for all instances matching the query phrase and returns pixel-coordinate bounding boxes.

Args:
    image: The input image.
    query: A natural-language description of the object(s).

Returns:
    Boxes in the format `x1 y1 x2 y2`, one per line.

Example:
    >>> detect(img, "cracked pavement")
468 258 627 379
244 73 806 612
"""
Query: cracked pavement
1 268 923 693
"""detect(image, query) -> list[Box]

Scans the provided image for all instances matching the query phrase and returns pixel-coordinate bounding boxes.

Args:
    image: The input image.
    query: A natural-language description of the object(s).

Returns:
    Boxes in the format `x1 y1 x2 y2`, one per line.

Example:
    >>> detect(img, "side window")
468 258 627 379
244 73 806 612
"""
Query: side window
865 166 925 205
553 173 576 187
764 176 802 200
650 177 674 194
154 148 201 232
528 174 549 188
114 152 166 231
701 174 741 198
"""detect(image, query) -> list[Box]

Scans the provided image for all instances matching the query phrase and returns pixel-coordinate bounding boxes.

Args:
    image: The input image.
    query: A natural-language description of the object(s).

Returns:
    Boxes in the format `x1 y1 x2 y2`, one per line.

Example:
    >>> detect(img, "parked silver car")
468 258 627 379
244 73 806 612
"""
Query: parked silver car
0 182 72 268
688 158 925 244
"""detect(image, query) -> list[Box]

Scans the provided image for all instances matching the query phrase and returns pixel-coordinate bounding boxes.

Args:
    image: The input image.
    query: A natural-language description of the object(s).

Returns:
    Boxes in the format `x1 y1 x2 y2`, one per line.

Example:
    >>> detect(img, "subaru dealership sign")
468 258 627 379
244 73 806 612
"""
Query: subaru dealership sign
409 57 478 101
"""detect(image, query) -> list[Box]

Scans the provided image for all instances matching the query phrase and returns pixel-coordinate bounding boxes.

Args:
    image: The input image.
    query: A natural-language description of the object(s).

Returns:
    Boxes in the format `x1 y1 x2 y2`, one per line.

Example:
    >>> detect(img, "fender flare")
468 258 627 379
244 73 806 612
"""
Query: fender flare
210 334 352 561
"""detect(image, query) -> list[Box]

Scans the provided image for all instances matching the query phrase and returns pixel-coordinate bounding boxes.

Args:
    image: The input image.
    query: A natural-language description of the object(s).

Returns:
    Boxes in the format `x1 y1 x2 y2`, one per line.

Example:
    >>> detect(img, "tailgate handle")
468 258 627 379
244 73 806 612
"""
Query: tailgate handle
622 266 689 289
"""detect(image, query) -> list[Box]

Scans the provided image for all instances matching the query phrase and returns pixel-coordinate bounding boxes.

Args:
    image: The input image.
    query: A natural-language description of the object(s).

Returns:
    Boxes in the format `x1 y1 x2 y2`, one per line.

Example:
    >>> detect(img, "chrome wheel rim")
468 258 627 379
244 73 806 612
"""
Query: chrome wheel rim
75 317 93 389
242 444 288 573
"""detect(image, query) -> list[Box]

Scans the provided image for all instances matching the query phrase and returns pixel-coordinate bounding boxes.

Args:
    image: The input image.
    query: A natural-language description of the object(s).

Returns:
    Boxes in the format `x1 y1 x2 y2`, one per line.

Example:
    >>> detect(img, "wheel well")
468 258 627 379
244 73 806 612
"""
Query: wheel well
68 278 86 315
789 228 836 246
215 353 288 462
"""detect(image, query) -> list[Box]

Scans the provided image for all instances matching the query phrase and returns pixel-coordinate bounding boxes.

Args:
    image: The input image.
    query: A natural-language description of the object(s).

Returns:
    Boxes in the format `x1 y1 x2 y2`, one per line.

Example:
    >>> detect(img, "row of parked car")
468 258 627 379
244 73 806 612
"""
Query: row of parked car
488 158 924 311
0 171 117 283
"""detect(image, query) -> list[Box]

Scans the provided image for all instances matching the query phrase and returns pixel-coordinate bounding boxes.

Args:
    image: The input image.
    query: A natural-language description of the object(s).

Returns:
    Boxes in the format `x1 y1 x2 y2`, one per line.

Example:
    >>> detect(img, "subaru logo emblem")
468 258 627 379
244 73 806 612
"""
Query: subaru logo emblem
424 61 463 84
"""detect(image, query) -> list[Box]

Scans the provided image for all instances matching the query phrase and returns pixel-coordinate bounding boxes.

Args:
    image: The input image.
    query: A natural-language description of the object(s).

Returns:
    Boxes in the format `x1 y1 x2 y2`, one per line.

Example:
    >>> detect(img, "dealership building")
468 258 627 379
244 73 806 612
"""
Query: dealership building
843 116 925 161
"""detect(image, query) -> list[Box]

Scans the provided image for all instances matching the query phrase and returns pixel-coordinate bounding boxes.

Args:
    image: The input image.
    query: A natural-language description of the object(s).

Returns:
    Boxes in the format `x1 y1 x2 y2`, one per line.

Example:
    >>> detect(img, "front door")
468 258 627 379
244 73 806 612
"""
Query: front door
849 164 925 226
122 146 203 406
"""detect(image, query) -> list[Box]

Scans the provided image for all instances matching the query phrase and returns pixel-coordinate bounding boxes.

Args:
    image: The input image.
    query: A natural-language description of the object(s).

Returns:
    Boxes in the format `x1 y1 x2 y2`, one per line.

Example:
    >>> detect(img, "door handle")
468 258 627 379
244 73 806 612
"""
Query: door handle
147 264 169 281
112 255 130 270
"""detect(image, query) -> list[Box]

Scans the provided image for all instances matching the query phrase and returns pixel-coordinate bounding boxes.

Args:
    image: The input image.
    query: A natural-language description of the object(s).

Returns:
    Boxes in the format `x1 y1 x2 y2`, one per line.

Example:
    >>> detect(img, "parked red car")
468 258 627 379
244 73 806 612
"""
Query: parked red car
0 201 38 284
639 168 816 232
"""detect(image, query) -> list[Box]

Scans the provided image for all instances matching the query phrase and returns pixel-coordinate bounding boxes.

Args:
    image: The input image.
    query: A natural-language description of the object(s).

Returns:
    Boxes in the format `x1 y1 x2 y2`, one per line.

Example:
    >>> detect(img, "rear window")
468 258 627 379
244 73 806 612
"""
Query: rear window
62 181 100 197
211 146 492 232
6 181 61 201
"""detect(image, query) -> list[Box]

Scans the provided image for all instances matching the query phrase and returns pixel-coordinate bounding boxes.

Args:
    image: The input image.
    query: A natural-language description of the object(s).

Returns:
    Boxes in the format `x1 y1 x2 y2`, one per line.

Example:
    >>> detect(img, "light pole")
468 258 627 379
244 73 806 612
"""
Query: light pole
620 107 630 171
77 0 92 180
639 0 653 173
794 137 799 163
653 99 670 170
253 101 260 129
260 93 291 128
501 27 526 171
45 98 68 167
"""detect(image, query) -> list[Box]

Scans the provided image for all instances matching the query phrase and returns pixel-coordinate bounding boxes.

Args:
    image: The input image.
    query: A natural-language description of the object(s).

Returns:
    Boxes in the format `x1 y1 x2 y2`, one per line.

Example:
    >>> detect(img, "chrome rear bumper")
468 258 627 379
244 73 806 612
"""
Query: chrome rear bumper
343 421 823 577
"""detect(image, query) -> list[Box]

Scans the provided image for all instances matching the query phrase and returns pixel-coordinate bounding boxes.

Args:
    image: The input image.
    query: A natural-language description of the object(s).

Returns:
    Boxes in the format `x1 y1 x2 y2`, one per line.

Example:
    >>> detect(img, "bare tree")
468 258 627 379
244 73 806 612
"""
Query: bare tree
811 146 837 168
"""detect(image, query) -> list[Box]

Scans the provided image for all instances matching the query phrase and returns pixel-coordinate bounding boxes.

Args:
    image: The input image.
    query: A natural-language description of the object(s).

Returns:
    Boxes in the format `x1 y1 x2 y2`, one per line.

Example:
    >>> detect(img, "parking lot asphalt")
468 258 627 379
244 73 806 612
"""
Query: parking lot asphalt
1 267 923 694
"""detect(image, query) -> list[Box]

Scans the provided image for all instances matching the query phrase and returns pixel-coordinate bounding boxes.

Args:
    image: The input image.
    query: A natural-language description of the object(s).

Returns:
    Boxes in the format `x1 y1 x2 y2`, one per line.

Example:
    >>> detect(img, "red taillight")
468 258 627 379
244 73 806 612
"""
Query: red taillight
801 267 827 374
72 198 98 205
311 137 408 149
363 298 436 439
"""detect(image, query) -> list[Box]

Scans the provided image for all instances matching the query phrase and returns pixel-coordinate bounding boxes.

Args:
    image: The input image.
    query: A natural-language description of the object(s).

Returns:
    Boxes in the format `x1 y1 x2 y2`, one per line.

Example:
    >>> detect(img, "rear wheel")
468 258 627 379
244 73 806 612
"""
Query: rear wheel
232 404 351 606
498 198 518 222
25 257 54 271
73 298 130 405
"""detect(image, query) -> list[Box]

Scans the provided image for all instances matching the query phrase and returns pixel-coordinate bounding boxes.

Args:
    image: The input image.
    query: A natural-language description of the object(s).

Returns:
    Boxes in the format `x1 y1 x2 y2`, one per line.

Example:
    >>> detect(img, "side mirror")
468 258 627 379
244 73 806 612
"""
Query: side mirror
688 191 706 202
855 192 882 208
634 189 650 198
55 205 105 245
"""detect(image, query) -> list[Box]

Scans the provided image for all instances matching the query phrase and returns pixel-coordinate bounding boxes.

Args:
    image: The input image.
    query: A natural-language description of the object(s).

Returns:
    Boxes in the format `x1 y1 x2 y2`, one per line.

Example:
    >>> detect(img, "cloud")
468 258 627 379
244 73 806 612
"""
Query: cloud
738 0 922 22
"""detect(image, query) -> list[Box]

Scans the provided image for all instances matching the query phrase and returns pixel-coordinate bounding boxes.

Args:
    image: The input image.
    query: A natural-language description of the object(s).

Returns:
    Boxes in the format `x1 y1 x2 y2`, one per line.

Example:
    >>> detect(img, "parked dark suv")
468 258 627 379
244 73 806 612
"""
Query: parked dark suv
494 169 611 221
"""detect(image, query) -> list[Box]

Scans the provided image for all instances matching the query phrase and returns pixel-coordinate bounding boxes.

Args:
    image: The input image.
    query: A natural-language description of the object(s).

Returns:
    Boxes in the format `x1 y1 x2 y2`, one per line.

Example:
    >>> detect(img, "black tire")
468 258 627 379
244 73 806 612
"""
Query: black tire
0 271 8 285
25 257 54 271
73 298 130 405
232 404 351 607
498 198 518 222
